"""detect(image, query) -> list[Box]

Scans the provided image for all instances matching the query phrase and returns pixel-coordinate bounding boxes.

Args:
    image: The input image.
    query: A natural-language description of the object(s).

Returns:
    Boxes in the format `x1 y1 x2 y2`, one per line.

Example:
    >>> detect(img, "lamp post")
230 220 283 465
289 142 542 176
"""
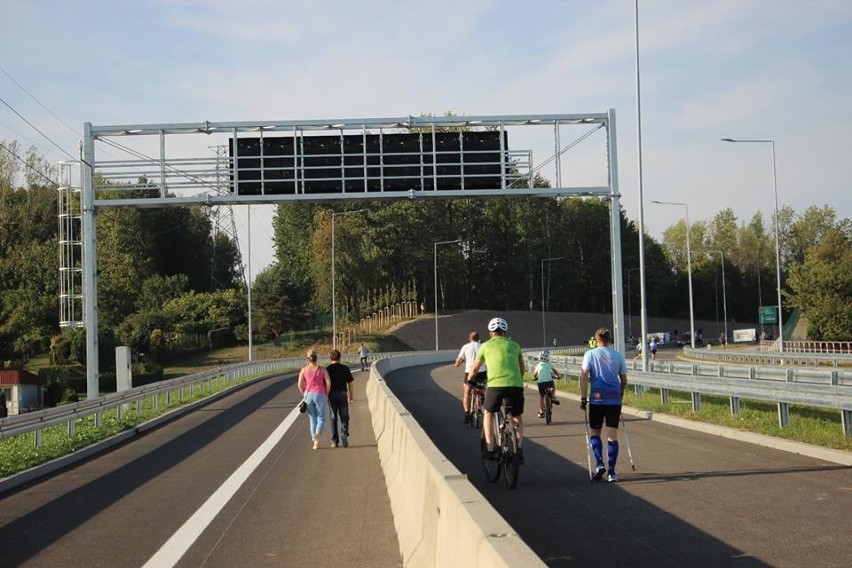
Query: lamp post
721 138 783 351
332 209 366 349
434 239 461 351
540 256 565 347
626 267 640 338
651 200 695 348
709 250 728 344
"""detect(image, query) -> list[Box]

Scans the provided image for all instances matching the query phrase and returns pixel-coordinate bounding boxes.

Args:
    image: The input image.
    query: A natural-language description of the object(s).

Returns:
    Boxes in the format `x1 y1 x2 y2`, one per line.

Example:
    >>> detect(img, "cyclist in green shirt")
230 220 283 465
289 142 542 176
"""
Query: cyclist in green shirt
470 316 526 463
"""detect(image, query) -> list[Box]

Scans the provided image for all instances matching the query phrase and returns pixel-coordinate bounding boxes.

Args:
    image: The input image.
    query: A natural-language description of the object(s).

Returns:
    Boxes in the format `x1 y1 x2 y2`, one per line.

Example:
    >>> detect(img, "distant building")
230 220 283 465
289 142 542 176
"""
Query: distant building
0 369 46 415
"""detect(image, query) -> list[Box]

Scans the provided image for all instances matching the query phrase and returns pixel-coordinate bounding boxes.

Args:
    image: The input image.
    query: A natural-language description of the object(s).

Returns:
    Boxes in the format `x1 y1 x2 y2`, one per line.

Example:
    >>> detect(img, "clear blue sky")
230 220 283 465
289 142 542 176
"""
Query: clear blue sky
3 0 851 278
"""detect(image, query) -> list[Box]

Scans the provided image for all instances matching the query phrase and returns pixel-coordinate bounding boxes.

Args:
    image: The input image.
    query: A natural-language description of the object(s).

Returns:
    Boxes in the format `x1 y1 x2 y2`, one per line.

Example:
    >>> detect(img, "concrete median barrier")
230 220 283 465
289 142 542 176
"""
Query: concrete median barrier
367 353 546 568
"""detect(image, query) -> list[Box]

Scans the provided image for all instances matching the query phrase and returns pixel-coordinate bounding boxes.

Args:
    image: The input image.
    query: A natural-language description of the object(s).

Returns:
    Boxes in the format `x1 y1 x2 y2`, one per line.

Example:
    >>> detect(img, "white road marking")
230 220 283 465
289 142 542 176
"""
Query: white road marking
142 405 302 568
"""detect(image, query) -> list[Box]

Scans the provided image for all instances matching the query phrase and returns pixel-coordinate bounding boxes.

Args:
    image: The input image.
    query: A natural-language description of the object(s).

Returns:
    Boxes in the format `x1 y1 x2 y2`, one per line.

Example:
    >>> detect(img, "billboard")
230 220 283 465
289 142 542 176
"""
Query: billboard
229 130 507 195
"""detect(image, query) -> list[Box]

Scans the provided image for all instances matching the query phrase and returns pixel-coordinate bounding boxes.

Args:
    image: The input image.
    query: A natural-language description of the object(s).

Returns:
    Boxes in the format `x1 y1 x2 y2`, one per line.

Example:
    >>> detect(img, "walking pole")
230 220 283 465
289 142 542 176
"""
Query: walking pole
582 404 594 484
620 413 636 471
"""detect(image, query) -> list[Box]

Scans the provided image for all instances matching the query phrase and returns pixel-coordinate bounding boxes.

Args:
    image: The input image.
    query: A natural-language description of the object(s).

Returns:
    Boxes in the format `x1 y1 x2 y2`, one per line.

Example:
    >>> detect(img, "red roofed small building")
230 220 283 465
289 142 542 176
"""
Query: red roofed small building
0 369 46 416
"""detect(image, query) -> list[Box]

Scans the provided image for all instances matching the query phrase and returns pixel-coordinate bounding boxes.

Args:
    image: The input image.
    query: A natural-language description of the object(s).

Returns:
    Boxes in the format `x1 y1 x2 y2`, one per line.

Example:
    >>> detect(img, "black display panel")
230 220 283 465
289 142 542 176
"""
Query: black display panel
228 131 507 195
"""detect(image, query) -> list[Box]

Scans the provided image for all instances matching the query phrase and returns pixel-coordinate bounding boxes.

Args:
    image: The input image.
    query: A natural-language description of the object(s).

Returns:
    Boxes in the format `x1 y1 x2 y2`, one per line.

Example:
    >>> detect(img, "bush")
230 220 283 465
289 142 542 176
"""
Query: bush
59 387 78 405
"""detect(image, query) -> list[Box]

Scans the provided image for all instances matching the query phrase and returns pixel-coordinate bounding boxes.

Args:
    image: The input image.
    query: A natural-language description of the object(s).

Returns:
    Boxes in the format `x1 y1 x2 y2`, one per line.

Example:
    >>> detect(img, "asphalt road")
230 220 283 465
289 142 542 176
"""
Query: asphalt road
0 371 401 568
384 362 852 568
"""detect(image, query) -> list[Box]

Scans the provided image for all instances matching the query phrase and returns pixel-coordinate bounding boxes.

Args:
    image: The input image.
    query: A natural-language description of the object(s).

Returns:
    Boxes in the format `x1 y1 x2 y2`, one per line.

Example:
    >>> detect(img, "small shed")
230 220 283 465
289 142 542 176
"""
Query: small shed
0 369 46 416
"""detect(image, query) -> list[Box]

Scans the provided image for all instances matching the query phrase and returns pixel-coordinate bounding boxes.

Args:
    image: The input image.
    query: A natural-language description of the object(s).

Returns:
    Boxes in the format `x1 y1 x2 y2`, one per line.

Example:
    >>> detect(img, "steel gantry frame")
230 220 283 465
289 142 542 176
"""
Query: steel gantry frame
78 112 625 398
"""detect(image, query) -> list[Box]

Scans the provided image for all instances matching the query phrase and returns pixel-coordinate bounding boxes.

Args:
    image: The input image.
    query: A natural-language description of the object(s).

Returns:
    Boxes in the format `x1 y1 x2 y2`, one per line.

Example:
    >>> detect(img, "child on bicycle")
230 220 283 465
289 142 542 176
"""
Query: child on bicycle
533 350 561 418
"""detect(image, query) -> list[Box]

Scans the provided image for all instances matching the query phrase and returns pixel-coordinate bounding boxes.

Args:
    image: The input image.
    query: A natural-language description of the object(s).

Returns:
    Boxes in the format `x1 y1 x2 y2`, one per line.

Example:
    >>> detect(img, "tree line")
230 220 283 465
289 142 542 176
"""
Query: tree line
2 139 851 373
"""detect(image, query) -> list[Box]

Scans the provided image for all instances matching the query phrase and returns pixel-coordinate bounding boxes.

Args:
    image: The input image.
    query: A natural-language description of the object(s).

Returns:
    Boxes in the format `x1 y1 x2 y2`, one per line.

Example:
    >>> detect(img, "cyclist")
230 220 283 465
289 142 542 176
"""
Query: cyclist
533 350 561 418
470 316 526 464
358 342 369 372
455 331 486 424
580 327 628 482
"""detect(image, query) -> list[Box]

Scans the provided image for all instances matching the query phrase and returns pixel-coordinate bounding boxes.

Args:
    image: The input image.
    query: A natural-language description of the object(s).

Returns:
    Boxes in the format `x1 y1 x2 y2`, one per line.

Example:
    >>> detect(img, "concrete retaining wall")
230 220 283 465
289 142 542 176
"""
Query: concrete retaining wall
367 352 546 568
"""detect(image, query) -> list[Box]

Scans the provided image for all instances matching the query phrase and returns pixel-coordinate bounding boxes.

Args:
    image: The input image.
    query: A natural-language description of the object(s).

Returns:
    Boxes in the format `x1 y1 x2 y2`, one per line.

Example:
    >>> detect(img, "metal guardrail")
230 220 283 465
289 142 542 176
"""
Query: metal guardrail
546 354 852 437
683 347 852 367
0 351 410 445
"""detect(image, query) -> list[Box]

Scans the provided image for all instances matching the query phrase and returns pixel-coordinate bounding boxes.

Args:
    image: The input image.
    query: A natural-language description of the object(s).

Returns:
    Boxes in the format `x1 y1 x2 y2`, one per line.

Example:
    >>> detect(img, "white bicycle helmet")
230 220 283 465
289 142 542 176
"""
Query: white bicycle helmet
487 317 508 332
540 350 550 361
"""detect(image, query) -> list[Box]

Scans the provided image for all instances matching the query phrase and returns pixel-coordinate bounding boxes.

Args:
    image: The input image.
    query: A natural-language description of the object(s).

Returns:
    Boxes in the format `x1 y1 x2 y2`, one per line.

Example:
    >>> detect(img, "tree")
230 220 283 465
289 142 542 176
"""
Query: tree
786 228 852 340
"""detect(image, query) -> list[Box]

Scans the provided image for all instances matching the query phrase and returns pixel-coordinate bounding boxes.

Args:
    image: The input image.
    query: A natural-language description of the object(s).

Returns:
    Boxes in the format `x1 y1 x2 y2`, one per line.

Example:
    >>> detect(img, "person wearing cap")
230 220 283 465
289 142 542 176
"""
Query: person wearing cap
470 316 526 464
298 349 331 450
580 327 628 482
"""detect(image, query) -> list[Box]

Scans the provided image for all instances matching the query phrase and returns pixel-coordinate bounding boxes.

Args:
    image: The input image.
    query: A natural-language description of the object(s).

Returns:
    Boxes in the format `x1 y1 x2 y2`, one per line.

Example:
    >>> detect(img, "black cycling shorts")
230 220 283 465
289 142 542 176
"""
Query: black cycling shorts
588 404 622 429
484 386 525 416
536 380 555 395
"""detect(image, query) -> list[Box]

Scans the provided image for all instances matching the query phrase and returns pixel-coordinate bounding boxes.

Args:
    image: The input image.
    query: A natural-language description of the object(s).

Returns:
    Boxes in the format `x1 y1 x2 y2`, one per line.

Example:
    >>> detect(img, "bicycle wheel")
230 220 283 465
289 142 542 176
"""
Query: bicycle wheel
480 415 501 483
471 392 483 429
501 417 520 489
545 393 553 425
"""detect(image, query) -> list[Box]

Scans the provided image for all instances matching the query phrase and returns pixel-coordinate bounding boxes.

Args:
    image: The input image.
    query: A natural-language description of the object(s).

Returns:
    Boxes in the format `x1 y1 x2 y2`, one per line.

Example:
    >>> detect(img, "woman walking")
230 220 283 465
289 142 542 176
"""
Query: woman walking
298 349 331 449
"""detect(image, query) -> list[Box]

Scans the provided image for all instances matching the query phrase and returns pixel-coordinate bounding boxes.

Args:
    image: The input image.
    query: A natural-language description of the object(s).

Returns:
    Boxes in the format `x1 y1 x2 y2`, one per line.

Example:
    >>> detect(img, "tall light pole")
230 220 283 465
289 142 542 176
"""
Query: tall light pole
634 0 650 370
651 200 695 348
434 239 461 351
332 209 366 349
721 138 784 352
709 250 728 344
541 256 565 347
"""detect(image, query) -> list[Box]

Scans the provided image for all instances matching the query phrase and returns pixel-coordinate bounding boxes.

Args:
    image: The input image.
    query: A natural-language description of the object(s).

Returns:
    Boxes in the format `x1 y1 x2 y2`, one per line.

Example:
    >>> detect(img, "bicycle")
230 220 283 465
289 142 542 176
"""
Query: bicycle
480 401 521 489
468 379 486 430
543 389 554 425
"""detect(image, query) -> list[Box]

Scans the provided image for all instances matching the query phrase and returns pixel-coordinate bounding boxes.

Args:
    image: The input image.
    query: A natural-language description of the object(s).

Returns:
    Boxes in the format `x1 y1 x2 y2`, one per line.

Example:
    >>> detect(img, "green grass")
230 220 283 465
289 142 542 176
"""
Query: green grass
553 376 852 452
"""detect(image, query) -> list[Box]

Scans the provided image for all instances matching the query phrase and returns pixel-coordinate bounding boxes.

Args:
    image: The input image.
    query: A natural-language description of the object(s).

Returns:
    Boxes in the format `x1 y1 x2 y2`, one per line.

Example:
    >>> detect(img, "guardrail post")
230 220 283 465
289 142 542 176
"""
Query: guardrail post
718 366 724 378
786 368 794 382
831 371 839 386
730 397 740 417
35 429 42 447
691 392 701 412
778 402 790 428
842 410 852 437
67 419 75 437
95 411 102 428
660 388 670 405
749 367 756 380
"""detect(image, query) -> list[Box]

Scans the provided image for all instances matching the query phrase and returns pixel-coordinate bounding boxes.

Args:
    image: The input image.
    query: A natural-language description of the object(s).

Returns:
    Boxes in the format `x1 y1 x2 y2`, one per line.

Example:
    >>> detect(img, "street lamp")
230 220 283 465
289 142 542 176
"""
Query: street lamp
721 138 784 352
541 256 565 346
651 200 695 348
434 239 461 351
626 267 641 338
709 250 728 344
332 209 366 349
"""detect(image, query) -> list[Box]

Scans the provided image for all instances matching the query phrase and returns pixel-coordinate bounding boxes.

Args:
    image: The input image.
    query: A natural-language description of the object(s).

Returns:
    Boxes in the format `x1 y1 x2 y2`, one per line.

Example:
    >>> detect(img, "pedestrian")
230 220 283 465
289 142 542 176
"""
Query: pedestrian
533 350 561 418
634 340 643 360
580 327 628 482
358 342 369 372
298 349 331 450
455 331 486 424
470 317 526 464
650 337 658 360
326 349 355 448
0 389 7 418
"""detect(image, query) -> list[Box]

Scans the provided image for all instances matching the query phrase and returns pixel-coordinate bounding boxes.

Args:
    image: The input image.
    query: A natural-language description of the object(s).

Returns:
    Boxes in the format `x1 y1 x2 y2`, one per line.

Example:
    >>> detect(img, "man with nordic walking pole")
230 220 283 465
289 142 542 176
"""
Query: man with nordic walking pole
580 327 628 482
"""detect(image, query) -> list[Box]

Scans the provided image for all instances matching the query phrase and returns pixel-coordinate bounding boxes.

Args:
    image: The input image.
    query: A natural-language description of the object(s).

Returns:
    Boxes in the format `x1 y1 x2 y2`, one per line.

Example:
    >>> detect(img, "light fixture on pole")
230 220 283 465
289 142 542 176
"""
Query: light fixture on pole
651 200 695 348
721 138 784 352
434 239 461 351
332 209 366 349
709 250 728 344
540 256 565 347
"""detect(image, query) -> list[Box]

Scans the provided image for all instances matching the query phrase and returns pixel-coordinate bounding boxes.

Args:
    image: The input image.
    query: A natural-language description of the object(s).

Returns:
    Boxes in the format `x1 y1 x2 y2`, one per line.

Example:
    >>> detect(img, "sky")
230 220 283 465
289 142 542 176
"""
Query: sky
2 0 852 280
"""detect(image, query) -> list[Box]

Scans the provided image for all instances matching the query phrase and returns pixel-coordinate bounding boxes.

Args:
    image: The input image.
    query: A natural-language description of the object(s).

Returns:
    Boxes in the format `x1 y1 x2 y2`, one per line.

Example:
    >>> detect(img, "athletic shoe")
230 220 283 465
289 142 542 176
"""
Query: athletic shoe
330 441 338 448
552 398 560 405
516 448 524 465
312 439 319 450
593 464 606 480
342 435 349 448
607 472 618 483
538 411 545 418
463 413 471 424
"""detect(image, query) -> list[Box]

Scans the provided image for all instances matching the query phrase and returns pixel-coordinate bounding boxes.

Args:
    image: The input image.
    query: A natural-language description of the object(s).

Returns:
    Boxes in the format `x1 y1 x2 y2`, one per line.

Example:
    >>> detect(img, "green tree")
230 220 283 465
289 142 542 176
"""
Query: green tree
786 228 852 340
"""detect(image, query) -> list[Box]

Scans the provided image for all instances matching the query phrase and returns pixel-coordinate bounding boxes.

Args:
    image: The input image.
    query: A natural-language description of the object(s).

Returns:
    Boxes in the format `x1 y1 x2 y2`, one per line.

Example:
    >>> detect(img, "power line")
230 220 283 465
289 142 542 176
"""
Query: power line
0 94 80 164
0 65 80 138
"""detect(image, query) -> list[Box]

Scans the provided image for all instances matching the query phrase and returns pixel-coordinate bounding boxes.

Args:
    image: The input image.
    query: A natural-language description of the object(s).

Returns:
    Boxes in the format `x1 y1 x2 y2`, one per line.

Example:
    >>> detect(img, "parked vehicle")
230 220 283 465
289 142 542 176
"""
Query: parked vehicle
676 333 704 347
